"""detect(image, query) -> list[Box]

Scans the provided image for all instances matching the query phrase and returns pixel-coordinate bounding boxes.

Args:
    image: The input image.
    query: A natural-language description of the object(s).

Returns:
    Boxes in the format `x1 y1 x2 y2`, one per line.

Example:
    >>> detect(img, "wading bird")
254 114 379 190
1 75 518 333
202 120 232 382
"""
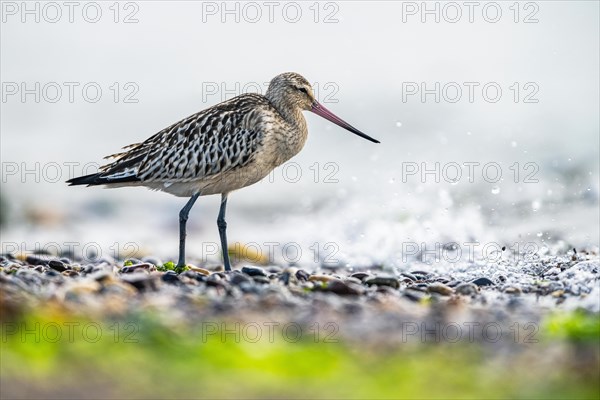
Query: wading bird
67 73 379 271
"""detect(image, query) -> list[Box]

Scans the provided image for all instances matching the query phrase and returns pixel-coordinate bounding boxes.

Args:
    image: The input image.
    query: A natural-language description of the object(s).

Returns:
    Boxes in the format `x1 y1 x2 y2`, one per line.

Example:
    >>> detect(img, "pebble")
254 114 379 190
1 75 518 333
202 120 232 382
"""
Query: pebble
83 265 95 274
189 266 211 276
295 269 310 281
344 277 363 285
309 275 337 283
427 282 454 296
44 270 61 278
400 272 417 281
206 274 227 288
161 271 180 284
229 273 252 286
121 273 159 291
25 255 51 266
409 271 430 280
455 283 479 296
238 281 261 294
241 266 267 277
48 260 68 272
503 286 522 295
350 272 370 281
325 280 364 296
365 276 399 289
181 270 207 282
471 277 494 287
252 275 271 285
121 263 152 274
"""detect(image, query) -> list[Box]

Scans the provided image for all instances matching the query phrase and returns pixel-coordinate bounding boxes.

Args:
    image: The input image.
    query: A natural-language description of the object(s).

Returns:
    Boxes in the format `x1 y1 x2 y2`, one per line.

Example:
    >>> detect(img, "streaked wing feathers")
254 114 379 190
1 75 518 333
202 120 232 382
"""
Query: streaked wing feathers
98 94 266 183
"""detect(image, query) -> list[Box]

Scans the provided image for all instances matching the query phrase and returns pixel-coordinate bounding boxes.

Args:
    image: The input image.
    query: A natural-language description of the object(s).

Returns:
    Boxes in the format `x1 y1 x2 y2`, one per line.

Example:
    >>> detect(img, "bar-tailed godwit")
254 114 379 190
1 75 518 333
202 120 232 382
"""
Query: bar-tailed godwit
67 72 379 271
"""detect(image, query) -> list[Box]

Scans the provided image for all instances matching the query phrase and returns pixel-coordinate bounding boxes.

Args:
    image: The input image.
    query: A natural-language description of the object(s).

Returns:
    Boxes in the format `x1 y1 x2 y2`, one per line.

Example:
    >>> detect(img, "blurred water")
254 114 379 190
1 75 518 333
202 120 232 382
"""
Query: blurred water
1 1 598 266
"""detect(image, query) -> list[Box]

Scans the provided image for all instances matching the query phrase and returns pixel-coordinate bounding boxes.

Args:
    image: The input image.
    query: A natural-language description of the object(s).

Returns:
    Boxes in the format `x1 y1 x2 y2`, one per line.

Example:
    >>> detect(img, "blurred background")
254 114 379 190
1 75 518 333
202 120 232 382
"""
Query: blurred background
1 1 598 268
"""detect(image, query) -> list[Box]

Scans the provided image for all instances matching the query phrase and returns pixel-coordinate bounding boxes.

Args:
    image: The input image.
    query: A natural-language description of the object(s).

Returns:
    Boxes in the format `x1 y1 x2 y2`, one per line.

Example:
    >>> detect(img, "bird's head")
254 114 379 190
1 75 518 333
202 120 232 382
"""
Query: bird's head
266 72 380 144
266 72 315 111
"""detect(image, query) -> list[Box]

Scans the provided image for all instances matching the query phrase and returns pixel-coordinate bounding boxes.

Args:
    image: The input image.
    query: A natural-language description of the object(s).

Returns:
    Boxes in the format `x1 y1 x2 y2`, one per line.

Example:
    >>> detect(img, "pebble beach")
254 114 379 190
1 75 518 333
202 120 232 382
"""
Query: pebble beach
2 244 599 398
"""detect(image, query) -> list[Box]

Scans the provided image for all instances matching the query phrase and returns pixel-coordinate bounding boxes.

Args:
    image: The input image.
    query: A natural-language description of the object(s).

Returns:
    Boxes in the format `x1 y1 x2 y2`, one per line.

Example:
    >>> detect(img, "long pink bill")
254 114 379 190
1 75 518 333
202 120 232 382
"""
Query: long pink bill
311 101 380 144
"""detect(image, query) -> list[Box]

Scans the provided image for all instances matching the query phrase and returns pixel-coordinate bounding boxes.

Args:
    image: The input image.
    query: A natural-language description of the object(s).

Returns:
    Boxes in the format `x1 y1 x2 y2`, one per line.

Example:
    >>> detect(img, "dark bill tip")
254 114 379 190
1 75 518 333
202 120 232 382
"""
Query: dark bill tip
311 101 380 144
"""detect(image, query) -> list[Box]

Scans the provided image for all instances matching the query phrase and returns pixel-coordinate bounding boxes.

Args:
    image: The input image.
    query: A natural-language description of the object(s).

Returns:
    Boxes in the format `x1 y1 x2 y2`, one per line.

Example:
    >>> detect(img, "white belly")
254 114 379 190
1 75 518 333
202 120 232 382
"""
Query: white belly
146 156 275 197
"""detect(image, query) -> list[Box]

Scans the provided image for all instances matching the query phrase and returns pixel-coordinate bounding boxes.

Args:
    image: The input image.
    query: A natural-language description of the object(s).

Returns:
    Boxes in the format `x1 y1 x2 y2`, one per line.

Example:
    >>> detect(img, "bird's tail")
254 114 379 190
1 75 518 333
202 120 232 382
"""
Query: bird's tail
67 153 144 186
66 173 106 186
66 173 140 186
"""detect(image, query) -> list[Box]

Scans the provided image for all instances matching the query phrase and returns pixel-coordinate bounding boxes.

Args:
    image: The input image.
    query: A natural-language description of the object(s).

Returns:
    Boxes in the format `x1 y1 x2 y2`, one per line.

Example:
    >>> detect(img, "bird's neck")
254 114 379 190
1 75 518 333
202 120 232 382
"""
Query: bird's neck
279 106 306 132
265 94 305 129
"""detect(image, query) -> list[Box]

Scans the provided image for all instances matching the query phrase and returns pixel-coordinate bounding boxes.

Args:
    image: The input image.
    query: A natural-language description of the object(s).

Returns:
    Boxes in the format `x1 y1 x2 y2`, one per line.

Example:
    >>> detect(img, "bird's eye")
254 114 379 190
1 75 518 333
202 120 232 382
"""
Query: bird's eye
296 86 308 94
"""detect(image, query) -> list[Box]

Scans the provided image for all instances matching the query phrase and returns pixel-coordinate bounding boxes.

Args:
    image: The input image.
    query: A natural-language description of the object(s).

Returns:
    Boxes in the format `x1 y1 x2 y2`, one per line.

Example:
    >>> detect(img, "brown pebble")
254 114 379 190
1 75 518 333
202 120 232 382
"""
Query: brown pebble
504 286 522 295
326 280 364 296
189 266 211 276
427 282 454 296
309 274 337 283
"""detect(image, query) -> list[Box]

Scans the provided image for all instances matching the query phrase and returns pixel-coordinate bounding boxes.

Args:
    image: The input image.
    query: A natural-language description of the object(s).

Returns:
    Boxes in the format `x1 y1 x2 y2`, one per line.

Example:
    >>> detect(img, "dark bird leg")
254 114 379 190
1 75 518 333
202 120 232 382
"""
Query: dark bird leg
217 193 231 272
177 193 200 269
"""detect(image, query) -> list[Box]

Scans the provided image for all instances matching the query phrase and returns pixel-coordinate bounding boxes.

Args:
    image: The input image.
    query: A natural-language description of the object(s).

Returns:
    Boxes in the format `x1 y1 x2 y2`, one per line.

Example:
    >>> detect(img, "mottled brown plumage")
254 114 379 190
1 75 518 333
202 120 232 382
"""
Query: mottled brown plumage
67 72 379 270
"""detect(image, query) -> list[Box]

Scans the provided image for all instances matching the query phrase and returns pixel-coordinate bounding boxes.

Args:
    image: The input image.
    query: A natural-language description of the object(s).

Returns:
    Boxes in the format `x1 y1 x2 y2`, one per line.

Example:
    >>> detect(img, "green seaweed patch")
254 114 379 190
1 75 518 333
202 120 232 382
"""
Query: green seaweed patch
123 260 134 267
543 310 600 342
2 312 599 399
157 261 189 274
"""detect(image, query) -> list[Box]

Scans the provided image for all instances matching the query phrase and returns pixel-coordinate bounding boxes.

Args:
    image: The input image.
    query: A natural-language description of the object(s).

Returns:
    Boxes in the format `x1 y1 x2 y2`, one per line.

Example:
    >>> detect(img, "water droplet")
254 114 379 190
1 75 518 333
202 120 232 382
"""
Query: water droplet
389 178 395 184
536 232 543 237
466 131 472 136
511 141 517 148
395 121 403 128
491 186 500 194
532 200 541 211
